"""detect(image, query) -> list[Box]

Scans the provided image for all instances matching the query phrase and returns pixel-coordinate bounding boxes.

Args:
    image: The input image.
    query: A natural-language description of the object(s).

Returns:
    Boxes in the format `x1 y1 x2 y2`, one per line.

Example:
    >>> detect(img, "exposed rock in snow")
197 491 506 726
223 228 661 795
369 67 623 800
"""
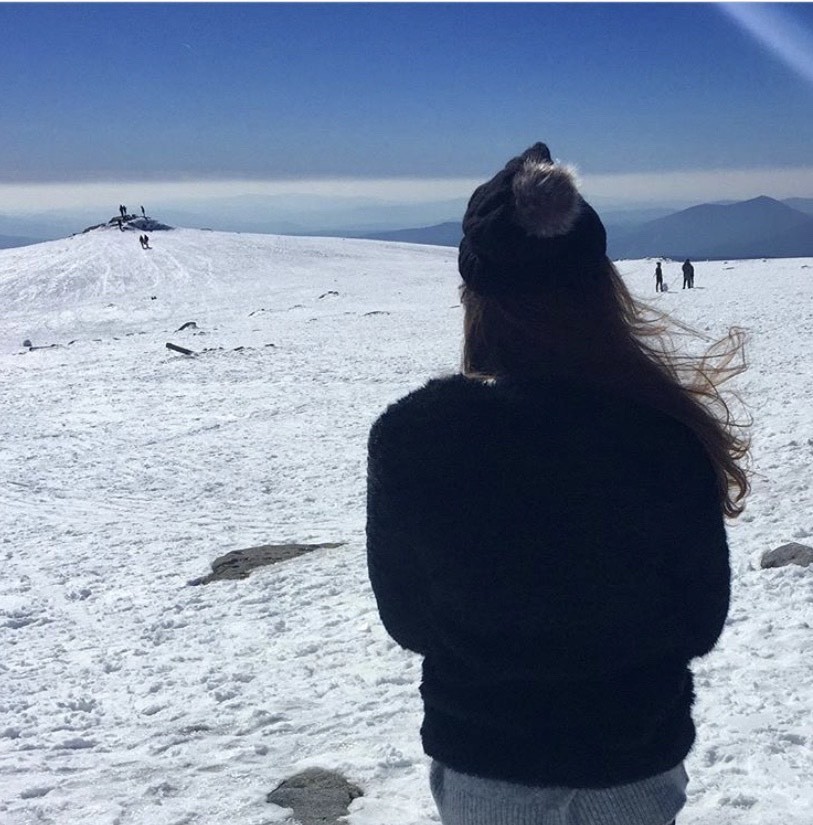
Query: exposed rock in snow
126 216 173 232
266 768 363 825
83 215 173 233
761 542 813 569
189 542 346 585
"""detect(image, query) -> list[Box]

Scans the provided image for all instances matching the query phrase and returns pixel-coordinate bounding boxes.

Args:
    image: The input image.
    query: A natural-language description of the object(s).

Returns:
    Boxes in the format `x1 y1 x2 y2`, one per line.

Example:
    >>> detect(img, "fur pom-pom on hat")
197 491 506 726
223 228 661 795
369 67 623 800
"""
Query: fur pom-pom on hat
458 142 607 296
512 161 582 239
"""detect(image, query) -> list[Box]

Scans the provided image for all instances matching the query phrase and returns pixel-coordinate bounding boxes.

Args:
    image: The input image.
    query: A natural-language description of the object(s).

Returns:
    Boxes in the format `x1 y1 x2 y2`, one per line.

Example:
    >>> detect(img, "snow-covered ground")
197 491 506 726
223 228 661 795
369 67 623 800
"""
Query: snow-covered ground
0 227 811 825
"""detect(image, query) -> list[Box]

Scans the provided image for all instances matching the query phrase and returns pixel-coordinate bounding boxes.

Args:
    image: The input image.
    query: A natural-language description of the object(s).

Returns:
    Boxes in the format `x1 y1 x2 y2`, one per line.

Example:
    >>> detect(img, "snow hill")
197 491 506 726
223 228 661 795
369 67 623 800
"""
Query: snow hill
1 227 811 825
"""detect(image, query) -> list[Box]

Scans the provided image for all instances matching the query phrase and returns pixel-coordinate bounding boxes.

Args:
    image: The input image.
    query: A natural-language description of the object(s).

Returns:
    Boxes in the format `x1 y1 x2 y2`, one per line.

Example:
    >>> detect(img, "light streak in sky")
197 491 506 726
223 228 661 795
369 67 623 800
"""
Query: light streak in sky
720 3 813 88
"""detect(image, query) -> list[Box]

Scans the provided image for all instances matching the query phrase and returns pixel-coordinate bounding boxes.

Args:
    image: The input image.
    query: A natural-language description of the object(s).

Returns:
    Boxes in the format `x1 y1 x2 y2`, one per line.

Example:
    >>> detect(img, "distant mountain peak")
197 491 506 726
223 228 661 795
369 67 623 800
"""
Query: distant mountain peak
609 195 813 260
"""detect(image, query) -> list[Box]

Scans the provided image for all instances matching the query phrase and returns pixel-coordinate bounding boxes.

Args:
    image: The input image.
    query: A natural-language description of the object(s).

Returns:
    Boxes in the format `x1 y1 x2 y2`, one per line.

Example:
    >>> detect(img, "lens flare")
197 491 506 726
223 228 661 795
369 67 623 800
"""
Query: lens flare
721 3 813 87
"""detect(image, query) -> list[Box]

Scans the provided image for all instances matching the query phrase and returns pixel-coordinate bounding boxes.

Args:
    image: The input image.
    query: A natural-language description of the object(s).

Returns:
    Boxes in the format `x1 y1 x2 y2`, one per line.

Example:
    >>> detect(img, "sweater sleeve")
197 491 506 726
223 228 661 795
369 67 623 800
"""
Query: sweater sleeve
366 412 430 656
681 511 730 658
668 447 731 659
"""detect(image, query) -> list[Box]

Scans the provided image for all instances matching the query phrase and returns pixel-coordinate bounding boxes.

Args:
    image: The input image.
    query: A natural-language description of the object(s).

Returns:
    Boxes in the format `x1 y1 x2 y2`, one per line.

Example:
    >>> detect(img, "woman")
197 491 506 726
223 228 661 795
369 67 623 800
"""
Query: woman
366 142 748 825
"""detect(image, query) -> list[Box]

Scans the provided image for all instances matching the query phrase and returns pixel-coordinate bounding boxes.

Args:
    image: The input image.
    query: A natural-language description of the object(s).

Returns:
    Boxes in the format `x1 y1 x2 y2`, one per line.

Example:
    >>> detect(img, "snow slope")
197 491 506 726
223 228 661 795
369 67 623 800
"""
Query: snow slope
0 227 811 825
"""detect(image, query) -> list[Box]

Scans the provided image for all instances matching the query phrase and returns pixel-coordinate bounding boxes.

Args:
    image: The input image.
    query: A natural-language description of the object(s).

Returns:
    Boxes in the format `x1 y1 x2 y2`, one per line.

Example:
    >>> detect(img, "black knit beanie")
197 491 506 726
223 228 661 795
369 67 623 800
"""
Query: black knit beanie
459 142 607 296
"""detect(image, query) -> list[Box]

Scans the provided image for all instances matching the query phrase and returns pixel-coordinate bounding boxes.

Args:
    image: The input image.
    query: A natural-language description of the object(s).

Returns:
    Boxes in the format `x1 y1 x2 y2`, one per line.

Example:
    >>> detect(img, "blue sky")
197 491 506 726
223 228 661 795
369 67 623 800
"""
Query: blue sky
1 2 812 219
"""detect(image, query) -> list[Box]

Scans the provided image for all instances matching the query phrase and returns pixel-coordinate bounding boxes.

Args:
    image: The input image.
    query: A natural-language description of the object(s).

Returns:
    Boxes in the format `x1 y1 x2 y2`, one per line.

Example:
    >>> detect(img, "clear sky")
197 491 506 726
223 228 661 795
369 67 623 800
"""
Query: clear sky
1 2 812 216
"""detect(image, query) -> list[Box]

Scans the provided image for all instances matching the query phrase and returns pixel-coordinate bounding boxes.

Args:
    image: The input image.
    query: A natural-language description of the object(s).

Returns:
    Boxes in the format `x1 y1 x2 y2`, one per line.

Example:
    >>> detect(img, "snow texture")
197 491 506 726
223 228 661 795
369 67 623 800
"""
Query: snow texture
0 229 811 825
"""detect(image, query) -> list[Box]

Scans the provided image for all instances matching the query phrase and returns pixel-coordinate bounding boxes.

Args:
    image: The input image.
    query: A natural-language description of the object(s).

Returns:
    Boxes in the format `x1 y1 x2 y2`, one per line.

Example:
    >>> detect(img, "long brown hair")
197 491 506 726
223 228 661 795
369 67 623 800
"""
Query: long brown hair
461 259 750 517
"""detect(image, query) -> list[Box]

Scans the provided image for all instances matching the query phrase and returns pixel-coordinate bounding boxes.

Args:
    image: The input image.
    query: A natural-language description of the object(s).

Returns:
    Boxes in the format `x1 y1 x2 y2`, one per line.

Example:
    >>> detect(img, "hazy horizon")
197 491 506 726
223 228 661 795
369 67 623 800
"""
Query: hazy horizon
2 170 812 244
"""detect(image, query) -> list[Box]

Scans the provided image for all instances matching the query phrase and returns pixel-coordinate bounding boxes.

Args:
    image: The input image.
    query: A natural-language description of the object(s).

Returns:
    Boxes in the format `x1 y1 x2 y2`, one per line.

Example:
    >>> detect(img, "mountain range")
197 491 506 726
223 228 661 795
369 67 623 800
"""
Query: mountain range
353 196 813 260
608 196 813 260
3 195 812 260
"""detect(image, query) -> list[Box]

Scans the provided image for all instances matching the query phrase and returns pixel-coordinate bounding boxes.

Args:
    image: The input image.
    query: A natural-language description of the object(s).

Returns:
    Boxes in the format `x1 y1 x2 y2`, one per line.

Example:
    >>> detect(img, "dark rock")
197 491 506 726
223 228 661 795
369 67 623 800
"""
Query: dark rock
266 768 362 825
22 339 32 348
761 542 813 569
166 342 196 356
176 321 198 331
318 291 339 299
82 216 173 234
188 542 345 585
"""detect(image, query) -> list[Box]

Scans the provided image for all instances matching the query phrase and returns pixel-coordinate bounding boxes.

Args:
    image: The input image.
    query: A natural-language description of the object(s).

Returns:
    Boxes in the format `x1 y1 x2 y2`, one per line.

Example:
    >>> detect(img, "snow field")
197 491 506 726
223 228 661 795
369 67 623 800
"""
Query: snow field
0 230 811 824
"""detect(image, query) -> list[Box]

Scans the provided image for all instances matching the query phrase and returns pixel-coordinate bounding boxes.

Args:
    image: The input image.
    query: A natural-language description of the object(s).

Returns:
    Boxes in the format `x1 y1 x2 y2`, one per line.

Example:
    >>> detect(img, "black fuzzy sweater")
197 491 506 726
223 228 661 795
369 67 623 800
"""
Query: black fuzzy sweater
366 374 730 788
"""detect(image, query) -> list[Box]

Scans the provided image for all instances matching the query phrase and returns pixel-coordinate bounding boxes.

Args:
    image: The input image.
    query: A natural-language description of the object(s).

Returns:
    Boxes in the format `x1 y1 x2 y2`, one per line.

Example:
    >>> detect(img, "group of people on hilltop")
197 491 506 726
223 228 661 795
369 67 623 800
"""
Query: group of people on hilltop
118 204 147 219
655 259 695 292
115 202 151 248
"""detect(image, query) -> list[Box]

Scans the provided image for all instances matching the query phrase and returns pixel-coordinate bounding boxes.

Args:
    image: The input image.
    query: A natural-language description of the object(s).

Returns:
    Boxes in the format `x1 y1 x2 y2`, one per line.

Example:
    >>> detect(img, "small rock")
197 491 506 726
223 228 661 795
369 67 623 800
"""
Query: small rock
176 321 198 331
22 339 32 348
188 542 345 585
761 542 813 569
267 768 362 825
166 342 196 357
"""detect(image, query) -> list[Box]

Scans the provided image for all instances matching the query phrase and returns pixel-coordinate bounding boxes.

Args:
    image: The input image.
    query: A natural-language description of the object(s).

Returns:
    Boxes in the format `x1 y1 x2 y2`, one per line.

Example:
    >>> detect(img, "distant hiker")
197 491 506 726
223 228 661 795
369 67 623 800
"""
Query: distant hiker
683 259 695 289
367 141 750 825
139 234 146 249
119 204 126 219
655 261 664 292
143 234 150 249
117 218 124 231
140 205 145 217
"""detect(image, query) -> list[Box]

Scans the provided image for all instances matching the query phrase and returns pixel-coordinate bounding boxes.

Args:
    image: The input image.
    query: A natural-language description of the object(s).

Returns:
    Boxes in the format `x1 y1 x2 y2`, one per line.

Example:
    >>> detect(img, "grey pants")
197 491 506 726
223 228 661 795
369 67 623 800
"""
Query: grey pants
430 761 687 825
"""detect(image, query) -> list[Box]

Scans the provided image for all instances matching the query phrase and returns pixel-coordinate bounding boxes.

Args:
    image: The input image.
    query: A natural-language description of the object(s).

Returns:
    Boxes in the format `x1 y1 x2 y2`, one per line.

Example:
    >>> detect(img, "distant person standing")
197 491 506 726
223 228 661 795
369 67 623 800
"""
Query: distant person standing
683 259 695 289
140 205 146 217
655 261 664 292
